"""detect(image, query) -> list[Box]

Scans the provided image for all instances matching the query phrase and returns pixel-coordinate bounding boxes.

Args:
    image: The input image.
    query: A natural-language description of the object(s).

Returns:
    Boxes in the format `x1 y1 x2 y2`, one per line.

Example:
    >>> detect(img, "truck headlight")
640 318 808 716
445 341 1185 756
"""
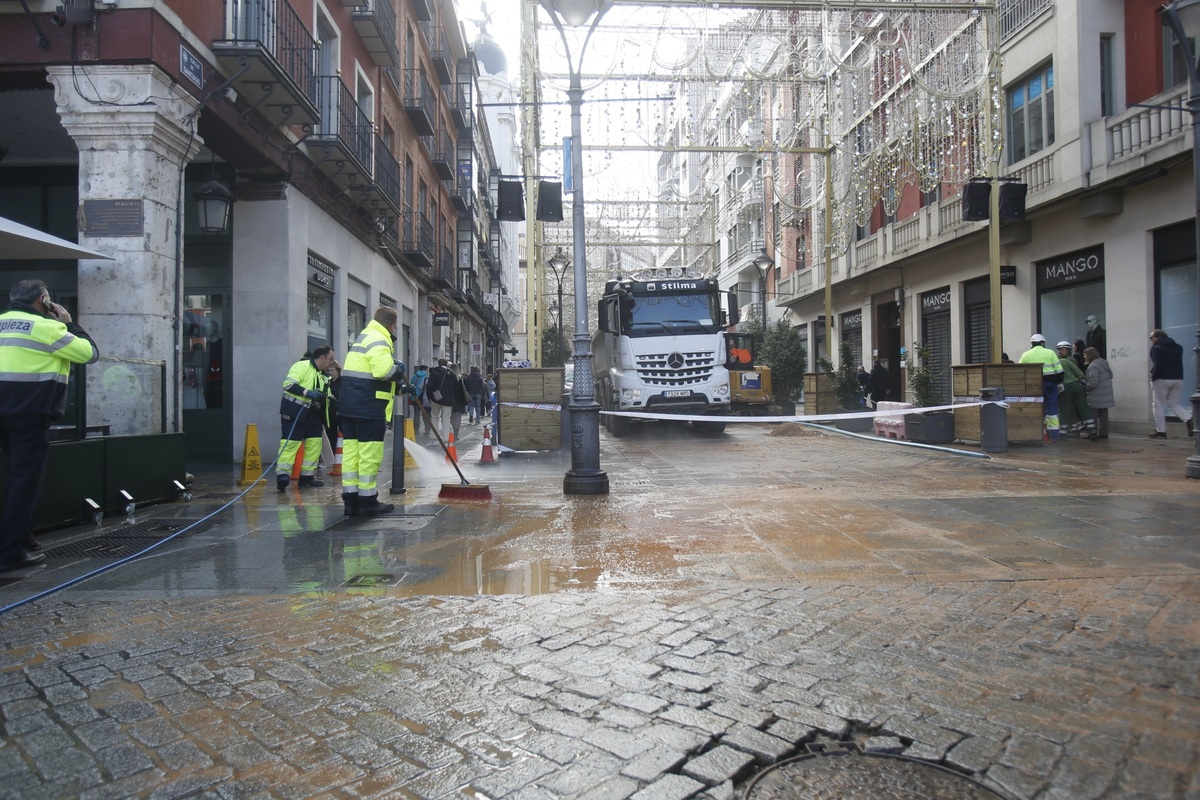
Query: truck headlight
621 388 643 403
713 383 729 398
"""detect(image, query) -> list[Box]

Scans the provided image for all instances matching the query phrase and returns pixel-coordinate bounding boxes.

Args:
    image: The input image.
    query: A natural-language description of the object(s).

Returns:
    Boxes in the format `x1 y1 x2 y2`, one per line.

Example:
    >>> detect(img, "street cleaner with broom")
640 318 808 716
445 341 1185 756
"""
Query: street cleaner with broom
339 306 413 517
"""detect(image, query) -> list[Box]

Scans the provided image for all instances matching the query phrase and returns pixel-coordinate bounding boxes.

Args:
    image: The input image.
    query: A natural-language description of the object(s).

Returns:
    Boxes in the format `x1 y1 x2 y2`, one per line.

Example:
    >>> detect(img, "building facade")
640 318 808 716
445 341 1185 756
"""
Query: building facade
0 0 514 462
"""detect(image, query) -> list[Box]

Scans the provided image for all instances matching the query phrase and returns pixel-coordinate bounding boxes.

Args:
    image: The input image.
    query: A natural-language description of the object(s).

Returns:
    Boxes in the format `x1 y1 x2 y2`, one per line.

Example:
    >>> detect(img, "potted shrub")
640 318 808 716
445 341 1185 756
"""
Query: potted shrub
818 342 873 432
904 343 956 443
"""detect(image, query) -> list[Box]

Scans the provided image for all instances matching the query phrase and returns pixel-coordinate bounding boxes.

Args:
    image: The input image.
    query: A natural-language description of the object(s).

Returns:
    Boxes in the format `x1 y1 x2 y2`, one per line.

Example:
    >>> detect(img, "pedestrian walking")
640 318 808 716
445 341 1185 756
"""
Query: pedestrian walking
410 363 429 441
484 372 496 416
465 366 486 423
339 307 409 516
1084 347 1114 439
1148 328 1193 438
1019 334 1065 442
0 279 99 573
868 357 890 407
425 358 456 439
276 345 336 491
1055 340 1097 440
449 363 470 439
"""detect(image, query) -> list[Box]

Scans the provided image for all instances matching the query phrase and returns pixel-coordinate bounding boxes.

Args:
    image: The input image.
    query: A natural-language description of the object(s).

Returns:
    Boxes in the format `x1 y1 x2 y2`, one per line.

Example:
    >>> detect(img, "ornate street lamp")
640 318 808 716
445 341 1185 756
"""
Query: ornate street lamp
753 248 773 334
194 179 234 234
548 248 570 366
1160 0 1200 479
541 0 610 495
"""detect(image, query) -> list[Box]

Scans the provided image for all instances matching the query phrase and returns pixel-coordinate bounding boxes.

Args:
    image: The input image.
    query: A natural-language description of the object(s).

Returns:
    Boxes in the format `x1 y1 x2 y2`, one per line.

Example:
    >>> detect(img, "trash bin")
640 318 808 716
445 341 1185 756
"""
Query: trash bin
979 386 1007 453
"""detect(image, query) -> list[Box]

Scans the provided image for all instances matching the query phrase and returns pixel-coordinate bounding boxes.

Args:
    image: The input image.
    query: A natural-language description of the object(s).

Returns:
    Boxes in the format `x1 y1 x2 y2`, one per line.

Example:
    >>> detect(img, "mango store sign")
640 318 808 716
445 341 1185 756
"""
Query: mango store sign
1037 245 1103 290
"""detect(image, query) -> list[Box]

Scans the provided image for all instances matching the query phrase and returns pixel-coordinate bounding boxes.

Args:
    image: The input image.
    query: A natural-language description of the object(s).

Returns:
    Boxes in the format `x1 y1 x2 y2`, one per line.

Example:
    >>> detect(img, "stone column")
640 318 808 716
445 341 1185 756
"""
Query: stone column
47 65 202 436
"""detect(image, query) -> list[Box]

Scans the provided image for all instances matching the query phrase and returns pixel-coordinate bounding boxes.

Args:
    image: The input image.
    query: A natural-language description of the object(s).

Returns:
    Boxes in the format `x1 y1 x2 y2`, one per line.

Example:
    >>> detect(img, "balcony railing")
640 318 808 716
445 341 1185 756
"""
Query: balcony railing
311 75 373 176
1110 85 1188 162
422 129 454 178
371 135 401 213
351 0 398 67
400 211 435 273
451 68 472 131
1000 0 1053 42
213 0 319 126
420 21 454 84
403 70 436 136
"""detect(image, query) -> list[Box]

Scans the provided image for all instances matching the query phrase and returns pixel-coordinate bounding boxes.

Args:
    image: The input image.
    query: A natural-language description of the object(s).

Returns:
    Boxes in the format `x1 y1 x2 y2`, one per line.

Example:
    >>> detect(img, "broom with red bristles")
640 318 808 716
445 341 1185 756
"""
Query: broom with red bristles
417 404 493 500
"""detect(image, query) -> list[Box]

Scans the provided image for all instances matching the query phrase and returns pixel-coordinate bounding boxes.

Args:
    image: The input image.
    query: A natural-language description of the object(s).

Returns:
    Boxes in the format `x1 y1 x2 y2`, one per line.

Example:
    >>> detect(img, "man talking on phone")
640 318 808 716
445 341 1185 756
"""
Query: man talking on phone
0 279 99 573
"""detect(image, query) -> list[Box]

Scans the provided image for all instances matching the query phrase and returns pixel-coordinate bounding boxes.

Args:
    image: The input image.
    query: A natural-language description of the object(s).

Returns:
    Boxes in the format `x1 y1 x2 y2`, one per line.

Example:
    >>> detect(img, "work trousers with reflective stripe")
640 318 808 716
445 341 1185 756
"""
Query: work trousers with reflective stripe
340 417 386 499
0 415 51 563
277 409 324 478
1042 379 1061 441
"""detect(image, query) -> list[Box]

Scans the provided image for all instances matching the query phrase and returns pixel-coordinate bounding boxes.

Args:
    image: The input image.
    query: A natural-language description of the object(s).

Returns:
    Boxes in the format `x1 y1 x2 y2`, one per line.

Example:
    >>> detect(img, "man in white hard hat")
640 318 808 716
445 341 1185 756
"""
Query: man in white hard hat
1019 334 1065 442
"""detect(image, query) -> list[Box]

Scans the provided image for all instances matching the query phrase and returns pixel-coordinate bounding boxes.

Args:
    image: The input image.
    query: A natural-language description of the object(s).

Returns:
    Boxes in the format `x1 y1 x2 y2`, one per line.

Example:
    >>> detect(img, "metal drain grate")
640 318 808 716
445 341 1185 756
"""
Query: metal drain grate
44 519 218 559
743 744 1009 799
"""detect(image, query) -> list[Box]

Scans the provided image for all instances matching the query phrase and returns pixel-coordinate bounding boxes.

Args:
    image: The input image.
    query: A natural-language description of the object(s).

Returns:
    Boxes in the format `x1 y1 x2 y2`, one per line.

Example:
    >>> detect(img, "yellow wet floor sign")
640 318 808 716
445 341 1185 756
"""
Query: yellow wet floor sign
239 423 263 485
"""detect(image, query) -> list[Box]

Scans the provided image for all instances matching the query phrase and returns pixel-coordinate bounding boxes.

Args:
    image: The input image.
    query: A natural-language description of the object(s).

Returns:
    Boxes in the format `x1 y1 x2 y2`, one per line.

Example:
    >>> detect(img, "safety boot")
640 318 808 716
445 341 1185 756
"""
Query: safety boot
342 492 358 517
356 498 395 516
298 475 324 488
276 473 289 491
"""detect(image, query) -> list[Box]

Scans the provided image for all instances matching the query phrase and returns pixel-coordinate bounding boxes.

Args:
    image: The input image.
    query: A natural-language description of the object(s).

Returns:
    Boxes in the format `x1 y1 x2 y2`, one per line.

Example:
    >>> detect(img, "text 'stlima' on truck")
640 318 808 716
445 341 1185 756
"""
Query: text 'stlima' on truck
592 270 739 436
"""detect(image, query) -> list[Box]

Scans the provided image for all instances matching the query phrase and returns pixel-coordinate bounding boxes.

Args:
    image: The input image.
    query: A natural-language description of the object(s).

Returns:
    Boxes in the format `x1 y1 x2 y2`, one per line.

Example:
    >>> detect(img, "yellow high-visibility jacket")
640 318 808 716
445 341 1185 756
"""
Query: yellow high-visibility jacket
340 320 403 421
0 304 99 420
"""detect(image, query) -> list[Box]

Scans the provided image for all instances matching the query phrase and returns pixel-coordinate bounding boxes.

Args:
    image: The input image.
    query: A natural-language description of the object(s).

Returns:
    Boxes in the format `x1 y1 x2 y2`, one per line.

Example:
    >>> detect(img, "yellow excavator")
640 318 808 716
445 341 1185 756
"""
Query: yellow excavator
726 331 773 415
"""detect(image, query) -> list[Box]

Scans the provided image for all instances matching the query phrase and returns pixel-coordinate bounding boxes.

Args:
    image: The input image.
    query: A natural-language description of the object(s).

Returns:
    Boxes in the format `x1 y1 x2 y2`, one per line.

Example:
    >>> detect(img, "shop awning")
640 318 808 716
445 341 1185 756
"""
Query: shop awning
0 215 115 261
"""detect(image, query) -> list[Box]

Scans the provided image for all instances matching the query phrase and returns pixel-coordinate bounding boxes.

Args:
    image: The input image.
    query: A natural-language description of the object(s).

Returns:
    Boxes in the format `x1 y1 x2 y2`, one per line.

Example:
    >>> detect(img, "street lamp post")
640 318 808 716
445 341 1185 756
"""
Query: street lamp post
753 248 773 335
548 248 569 366
1160 0 1200 479
541 0 609 495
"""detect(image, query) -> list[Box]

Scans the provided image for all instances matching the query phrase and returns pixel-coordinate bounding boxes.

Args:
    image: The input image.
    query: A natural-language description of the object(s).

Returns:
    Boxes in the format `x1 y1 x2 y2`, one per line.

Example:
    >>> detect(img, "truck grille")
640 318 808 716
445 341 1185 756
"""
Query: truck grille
635 350 716 387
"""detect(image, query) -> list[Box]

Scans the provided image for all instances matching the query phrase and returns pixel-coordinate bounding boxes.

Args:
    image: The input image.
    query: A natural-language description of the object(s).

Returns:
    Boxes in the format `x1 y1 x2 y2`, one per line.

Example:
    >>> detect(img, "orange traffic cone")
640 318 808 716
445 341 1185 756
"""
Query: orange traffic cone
445 431 458 465
290 442 304 480
479 425 496 463
329 431 343 476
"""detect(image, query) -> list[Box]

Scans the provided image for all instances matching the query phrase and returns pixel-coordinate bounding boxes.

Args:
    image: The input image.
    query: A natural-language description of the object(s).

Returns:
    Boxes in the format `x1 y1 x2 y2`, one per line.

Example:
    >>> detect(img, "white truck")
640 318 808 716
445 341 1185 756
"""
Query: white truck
592 269 739 436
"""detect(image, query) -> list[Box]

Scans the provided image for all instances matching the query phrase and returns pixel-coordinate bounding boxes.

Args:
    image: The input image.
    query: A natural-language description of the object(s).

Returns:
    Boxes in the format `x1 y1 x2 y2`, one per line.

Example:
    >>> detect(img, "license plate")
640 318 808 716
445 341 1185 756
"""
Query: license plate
663 389 690 397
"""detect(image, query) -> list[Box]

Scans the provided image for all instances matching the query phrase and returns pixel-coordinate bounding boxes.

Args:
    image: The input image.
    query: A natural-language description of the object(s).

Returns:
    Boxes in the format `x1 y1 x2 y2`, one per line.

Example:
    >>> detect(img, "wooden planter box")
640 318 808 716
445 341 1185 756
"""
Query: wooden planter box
952 363 1045 444
497 368 564 451
802 372 838 416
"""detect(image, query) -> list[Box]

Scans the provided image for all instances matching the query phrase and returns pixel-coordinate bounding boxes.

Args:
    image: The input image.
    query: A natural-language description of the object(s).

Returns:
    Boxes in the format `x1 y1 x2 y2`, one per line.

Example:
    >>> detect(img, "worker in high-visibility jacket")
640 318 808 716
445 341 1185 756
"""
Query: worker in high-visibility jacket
1019 333 1065 442
339 306 411 517
277 345 336 491
0 279 99 573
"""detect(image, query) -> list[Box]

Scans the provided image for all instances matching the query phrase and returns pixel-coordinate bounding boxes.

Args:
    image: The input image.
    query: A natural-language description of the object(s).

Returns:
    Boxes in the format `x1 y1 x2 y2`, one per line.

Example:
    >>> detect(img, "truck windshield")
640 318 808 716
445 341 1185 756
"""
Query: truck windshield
624 293 719 336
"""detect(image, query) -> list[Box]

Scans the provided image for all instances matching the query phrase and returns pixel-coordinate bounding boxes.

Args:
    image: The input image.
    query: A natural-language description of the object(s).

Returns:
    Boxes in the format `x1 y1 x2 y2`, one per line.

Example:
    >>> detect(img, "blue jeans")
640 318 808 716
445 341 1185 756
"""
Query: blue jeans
469 393 483 421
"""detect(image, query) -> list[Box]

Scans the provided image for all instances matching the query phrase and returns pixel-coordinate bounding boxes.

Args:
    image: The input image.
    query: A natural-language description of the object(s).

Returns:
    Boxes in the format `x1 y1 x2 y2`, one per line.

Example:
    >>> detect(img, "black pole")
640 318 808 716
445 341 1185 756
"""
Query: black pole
389 400 407 494
557 277 565 366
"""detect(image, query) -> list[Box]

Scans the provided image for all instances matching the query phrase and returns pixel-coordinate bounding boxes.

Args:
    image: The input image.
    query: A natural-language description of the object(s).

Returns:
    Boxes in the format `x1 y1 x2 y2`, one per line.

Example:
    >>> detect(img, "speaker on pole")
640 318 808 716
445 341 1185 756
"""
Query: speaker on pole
961 181 990 221
497 180 524 221
536 181 563 222
999 182 1027 221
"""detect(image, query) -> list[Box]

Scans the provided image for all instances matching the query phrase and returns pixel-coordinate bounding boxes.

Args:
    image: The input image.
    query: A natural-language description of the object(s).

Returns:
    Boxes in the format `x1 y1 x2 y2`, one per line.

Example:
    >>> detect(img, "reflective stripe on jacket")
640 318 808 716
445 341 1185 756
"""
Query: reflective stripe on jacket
1018 345 1064 382
339 320 401 420
279 357 330 423
0 304 99 420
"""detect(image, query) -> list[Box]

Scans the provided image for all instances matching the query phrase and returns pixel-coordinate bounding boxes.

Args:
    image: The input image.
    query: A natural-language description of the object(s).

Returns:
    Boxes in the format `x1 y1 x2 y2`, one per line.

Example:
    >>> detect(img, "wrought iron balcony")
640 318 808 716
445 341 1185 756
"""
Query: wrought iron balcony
420 21 453 84
310 76 374 189
213 0 320 127
421 129 454 179
408 0 432 22
451 165 471 214
438 245 457 294
400 210 435 274
451 62 472 131
403 70 436 136
350 0 398 67
362 134 401 215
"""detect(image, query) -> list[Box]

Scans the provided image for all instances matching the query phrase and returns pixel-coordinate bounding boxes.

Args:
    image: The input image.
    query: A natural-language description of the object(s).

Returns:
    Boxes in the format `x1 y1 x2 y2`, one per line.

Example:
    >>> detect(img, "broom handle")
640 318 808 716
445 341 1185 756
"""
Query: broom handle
417 402 471 485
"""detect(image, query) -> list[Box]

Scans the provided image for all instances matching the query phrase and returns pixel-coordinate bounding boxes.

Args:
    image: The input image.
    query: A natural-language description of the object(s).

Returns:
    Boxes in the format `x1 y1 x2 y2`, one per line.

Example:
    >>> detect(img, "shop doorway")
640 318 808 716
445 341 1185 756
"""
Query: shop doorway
183 241 233 463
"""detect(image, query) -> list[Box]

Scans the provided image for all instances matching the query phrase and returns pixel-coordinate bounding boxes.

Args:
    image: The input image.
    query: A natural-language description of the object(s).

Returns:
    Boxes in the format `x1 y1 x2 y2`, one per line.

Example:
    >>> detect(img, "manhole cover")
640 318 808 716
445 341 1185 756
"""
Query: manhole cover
44 519 218 559
744 745 1007 799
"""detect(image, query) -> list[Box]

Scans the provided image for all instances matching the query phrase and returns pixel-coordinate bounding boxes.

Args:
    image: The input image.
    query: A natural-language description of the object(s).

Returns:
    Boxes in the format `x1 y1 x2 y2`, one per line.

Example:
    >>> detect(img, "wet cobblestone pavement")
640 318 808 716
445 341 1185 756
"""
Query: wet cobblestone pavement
1 422 1199 798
